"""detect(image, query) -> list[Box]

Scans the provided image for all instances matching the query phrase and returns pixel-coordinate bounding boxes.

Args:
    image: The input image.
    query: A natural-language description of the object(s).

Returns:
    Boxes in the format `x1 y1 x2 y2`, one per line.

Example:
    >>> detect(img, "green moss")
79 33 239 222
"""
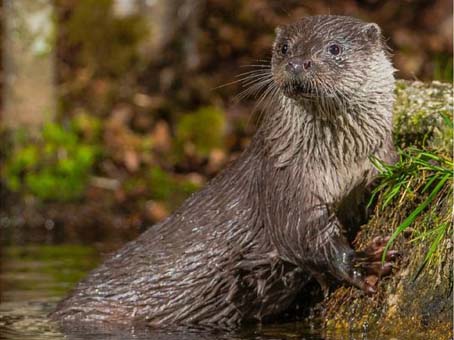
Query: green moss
393 80 453 153
174 106 226 160
3 117 101 202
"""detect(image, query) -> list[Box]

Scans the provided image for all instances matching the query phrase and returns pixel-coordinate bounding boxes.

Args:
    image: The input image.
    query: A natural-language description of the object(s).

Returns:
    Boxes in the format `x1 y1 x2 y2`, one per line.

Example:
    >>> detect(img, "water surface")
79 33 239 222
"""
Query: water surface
0 245 385 340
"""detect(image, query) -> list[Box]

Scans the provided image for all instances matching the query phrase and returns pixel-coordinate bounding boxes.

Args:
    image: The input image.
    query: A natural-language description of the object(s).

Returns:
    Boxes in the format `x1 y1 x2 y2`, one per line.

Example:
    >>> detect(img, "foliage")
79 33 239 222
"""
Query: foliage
433 54 454 82
370 146 452 276
148 166 200 207
3 116 100 202
65 0 148 76
148 166 173 201
174 106 226 160
379 82 453 276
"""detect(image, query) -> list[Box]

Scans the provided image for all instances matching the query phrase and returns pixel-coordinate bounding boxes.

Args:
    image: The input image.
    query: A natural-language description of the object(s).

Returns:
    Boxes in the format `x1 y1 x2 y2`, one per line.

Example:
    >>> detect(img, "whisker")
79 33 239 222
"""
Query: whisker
235 69 271 77
239 64 272 69
212 61 271 90
255 83 275 108
247 83 281 128
234 79 273 102
257 85 278 113
252 58 271 62
240 75 273 88
212 72 271 90
215 59 280 131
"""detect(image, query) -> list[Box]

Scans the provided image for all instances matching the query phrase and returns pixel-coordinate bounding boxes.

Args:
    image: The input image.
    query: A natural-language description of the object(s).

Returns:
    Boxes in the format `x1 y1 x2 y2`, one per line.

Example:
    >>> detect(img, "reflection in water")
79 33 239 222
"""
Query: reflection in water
0 300 63 340
0 245 370 340
0 300 328 340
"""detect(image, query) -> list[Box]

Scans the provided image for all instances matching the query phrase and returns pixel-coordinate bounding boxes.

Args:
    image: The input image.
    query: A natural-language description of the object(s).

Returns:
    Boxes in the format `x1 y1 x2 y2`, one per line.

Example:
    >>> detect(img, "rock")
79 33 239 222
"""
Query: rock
393 80 453 152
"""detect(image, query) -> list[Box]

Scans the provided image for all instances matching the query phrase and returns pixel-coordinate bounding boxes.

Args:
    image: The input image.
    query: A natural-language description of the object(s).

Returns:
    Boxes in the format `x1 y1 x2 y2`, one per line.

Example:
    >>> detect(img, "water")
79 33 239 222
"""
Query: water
0 245 376 340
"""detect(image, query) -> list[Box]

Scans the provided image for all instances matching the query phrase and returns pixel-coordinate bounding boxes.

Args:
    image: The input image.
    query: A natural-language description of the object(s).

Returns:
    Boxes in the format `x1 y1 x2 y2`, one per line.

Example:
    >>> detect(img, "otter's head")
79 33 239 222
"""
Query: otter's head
271 15 394 106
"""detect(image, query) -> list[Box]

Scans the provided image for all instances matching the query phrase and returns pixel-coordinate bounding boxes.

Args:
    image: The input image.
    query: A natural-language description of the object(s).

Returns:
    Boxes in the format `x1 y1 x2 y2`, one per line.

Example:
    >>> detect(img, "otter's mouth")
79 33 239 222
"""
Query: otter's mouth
283 82 317 99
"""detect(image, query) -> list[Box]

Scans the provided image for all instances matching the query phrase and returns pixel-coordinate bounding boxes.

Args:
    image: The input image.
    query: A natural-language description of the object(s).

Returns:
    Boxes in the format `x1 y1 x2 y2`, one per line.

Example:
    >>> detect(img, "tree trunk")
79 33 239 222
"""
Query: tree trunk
113 0 202 69
2 0 56 135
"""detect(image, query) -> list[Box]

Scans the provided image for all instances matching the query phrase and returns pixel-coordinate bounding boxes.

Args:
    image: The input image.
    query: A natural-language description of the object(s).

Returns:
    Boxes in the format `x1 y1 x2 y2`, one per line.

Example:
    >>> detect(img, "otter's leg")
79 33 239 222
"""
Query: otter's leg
321 221 396 294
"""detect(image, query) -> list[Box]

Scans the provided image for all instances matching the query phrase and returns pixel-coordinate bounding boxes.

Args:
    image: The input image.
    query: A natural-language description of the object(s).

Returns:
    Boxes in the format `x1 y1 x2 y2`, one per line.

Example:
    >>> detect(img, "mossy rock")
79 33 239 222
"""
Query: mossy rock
393 80 453 153
320 81 453 339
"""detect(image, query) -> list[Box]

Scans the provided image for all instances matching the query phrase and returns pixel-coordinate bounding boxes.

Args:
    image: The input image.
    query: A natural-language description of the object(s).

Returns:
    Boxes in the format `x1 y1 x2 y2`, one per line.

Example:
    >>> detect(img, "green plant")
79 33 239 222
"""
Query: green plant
148 166 174 201
146 166 200 208
174 106 226 160
3 119 100 201
432 54 453 82
369 146 452 277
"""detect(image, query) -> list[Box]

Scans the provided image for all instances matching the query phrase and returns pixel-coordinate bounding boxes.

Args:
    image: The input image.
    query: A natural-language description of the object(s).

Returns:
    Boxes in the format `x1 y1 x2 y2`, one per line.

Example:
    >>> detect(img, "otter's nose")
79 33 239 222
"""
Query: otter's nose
286 58 312 74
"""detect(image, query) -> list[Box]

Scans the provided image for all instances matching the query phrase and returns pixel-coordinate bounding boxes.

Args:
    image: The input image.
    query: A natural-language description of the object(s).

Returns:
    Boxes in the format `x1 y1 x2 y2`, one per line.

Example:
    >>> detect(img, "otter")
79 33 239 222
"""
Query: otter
52 15 397 328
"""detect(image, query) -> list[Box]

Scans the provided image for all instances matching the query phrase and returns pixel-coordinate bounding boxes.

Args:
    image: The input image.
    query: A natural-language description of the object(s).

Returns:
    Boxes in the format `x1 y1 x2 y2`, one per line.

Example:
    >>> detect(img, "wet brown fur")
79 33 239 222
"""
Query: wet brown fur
52 15 396 328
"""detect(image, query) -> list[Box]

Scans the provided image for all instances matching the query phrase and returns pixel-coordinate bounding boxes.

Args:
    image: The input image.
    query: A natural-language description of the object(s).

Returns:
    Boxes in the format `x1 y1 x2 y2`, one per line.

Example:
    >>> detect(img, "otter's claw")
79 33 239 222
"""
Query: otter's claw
354 236 398 293
325 235 398 295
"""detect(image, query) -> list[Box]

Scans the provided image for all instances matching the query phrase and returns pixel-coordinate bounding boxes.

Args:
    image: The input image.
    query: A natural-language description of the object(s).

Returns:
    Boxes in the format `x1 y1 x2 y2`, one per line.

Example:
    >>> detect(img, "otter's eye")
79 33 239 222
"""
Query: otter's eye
280 43 289 55
328 44 341 55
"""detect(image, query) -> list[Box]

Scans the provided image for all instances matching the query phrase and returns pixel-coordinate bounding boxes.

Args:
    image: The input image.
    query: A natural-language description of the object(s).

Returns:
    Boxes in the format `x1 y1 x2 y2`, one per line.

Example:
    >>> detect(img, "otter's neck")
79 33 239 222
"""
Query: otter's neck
262 90 393 169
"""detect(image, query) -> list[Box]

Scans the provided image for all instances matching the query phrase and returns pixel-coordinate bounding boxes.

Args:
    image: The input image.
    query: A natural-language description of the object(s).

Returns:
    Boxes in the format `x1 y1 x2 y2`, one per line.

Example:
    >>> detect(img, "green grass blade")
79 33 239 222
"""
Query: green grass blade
421 174 441 194
412 222 448 281
440 112 453 127
381 172 450 262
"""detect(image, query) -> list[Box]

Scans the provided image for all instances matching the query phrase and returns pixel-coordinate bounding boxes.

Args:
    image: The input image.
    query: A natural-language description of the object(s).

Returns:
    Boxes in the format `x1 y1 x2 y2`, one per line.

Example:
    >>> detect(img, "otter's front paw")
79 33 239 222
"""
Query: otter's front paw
354 236 398 294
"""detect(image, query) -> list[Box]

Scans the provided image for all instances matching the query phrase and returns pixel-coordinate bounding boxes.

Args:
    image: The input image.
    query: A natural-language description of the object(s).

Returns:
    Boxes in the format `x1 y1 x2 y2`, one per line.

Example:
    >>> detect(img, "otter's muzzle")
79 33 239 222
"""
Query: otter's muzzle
285 57 312 75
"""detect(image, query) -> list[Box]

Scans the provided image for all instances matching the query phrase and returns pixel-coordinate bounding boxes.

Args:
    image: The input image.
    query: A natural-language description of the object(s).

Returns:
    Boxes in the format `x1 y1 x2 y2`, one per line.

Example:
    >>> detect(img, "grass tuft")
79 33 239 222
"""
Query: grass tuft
369 146 452 278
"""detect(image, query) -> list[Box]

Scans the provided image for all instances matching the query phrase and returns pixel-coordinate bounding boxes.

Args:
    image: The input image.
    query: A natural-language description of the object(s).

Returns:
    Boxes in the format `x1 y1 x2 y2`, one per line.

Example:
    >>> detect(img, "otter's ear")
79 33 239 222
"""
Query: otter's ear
363 23 381 42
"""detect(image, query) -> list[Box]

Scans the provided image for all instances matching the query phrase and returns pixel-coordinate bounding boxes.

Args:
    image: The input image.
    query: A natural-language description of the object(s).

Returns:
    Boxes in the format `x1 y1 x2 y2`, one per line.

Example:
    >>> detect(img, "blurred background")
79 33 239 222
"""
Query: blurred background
0 0 452 251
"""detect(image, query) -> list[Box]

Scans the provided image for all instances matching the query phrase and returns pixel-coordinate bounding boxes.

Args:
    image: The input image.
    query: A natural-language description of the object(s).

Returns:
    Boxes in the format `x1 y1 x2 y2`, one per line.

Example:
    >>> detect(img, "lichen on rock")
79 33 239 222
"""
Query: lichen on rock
393 80 453 152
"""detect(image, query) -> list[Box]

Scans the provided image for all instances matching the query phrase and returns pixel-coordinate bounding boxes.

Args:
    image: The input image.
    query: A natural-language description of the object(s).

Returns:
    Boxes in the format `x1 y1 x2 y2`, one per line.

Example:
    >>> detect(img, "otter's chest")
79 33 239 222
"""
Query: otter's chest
305 158 372 204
